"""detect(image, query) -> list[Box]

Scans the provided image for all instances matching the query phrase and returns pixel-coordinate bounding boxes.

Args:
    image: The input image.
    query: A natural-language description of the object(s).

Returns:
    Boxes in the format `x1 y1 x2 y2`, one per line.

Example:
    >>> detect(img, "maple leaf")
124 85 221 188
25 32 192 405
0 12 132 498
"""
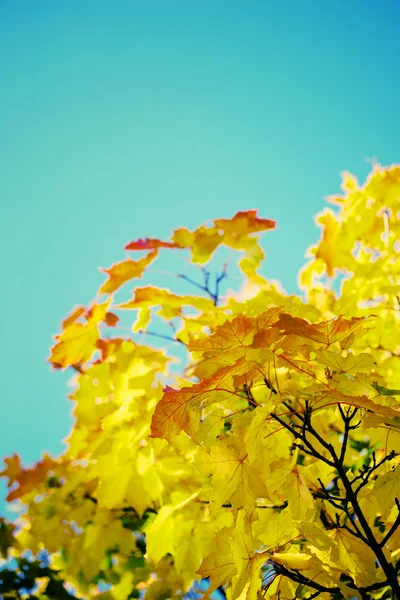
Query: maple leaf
276 313 366 348
214 210 275 235
0 454 60 502
99 250 158 294
61 305 86 328
49 298 111 369
117 285 215 331
203 434 269 512
252 508 298 551
172 210 275 265
315 349 376 374
188 314 256 354
373 466 400 519
197 527 237 591
151 360 250 441
125 237 181 250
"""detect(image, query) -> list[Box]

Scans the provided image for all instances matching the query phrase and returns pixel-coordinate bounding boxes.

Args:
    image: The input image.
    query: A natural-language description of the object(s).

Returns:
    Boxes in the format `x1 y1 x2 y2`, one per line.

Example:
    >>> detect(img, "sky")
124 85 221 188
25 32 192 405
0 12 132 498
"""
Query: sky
1 0 399 514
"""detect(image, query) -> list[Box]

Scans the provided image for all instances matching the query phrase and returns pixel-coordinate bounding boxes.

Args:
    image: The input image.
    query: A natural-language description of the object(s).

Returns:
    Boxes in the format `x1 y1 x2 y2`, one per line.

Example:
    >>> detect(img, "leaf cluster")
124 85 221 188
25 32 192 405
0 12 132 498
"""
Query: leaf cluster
2 168 400 600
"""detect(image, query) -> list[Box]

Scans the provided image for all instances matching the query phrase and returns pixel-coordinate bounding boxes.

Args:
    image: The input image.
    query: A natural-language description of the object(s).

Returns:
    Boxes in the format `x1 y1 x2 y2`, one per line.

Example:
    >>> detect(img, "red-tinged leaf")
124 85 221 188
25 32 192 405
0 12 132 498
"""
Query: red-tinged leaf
49 299 111 369
1 454 60 502
151 360 249 441
0 455 21 486
96 337 126 360
99 251 158 294
214 210 275 235
187 314 256 355
125 238 182 251
188 308 282 357
276 313 366 348
62 306 85 329
49 322 98 369
104 311 119 327
326 388 400 419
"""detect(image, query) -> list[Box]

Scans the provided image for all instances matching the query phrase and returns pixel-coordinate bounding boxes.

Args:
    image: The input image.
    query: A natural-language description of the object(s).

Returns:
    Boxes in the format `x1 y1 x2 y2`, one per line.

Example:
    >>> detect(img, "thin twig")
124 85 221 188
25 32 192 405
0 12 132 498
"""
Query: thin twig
380 498 400 548
178 265 228 306
137 330 184 345
354 450 397 496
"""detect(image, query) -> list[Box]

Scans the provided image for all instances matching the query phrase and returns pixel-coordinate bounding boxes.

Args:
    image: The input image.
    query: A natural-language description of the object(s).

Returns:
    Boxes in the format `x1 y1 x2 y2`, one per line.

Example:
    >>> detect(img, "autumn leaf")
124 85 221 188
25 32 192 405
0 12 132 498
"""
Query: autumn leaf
151 360 250 441
197 527 237 591
49 298 111 369
203 434 269 512
0 454 60 502
99 250 157 294
276 313 366 348
125 238 182 250
373 466 400 519
214 210 275 235
187 314 256 355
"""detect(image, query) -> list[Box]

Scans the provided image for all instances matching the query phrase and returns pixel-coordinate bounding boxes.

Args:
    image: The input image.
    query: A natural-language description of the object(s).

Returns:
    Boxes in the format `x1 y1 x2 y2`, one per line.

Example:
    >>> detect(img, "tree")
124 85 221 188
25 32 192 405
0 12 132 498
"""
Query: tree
1 164 400 600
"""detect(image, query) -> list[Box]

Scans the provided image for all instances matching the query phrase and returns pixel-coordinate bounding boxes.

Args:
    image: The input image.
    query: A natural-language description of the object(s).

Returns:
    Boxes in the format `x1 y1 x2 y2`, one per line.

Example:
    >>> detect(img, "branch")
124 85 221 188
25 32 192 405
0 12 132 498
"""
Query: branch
243 383 260 407
271 413 335 468
273 399 400 596
274 562 389 597
178 265 228 306
256 501 288 509
303 403 335 455
359 579 391 593
282 400 304 422
328 446 400 598
354 450 397 496
338 522 369 545
264 377 277 395
380 498 400 548
272 563 340 594
314 479 368 542
137 330 185 345
214 265 228 307
338 405 359 464
178 274 214 298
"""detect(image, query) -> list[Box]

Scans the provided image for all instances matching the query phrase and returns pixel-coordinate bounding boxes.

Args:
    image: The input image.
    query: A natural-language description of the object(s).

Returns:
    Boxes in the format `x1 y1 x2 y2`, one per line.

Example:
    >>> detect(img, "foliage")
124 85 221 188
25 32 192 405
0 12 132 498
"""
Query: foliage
1 167 400 600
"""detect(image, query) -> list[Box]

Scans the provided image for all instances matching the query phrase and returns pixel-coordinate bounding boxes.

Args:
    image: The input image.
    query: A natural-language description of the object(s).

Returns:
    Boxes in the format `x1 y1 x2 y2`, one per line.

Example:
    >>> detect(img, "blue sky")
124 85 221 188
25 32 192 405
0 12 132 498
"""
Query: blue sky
1 0 399 513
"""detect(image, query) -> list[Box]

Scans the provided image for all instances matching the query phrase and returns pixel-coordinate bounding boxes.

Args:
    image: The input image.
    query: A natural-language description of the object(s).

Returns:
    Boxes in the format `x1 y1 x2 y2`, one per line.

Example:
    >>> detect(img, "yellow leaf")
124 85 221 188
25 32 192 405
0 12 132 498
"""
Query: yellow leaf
374 466 400 519
99 251 158 294
270 553 312 570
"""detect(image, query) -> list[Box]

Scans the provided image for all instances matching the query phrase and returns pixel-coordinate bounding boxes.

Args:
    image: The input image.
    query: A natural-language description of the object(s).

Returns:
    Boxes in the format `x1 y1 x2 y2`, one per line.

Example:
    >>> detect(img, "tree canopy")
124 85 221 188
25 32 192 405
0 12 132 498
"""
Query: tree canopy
1 164 400 600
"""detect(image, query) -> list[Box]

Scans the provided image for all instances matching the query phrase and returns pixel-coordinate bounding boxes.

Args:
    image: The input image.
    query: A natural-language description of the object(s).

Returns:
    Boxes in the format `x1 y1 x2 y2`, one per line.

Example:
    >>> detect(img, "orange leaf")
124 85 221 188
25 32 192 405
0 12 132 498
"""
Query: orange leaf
214 210 275 235
0 454 59 502
187 314 255 355
62 306 85 328
125 238 181 251
276 313 366 348
151 360 248 441
104 311 119 327
99 250 158 294
49 299 110 369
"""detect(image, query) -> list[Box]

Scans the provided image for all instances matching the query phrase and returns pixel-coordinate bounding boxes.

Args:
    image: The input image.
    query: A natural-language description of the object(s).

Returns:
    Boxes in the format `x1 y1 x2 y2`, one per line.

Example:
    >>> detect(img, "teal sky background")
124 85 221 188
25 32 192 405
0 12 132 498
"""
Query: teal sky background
1 0 399 513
